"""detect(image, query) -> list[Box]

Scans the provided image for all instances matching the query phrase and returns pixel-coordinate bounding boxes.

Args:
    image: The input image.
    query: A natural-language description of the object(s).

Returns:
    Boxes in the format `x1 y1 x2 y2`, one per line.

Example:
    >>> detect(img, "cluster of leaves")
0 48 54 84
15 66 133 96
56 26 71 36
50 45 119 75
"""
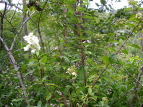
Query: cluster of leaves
0 0 143 106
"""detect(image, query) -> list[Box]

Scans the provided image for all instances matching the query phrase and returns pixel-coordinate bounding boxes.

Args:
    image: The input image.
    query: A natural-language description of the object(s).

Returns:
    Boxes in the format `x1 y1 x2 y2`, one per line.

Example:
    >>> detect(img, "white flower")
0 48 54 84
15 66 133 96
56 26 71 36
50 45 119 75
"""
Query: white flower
23 33 41 53
23 33 39 44
23 44 30 51
71 72 77 76
66 65 77 76
102 97 108 102
136 12 142 20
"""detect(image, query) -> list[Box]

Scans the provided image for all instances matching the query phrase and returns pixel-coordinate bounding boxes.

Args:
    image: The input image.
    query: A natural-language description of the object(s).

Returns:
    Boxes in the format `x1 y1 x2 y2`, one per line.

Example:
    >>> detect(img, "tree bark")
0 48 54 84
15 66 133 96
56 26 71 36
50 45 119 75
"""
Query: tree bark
130 66 143 107
0 37 30 106
22 0 28 36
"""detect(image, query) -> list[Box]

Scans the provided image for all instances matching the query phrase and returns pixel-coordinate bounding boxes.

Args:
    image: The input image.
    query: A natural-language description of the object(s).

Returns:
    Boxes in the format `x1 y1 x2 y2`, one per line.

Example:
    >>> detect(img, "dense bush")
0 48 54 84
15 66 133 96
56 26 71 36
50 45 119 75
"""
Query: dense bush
0 0 143 106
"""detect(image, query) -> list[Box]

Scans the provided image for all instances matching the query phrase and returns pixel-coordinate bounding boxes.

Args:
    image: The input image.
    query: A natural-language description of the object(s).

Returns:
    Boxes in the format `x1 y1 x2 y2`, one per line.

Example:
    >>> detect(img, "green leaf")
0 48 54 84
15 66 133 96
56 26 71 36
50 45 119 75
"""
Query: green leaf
102 55 109 64
79 66 85 80
39 56 47 64
37 101 42 107
12 98 23 102
25 70 35 76
121 50 128 54
61 56 70 64
46 84 59 87
88 87 94 96
124 23 135 28
100 0 106 5
85 51 92 55
46 91 51 100
109 54 117 63
95 3 100 6
129 44 141 49
89 96 97 101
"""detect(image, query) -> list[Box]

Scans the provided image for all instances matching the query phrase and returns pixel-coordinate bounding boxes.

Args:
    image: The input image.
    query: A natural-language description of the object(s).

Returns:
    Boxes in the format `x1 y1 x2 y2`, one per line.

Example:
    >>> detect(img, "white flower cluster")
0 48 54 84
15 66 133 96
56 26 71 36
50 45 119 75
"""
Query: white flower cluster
23 33 41 53
102 97 108 102
66 65 77 76
136 12 142 18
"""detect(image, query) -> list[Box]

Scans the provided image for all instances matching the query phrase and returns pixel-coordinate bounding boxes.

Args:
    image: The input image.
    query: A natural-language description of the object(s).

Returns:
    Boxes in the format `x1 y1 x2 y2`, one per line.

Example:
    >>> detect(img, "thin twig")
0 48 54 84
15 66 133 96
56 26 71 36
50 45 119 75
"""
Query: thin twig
10 11 36 50
112 92 128 105
0 1 7 48
37 0 48 53
116 21 141 54
125 70 143 87
130 65 143 106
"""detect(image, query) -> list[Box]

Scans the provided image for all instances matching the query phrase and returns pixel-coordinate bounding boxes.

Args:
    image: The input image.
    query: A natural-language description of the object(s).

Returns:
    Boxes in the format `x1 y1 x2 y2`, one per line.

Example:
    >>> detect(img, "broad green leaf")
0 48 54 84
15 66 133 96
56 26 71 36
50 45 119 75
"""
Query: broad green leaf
39 56 47 64
109 54 117 63
124 23 135 28
46 92 51 100
102 55 109 64
88 87 94 96
121 50 128 54
37 101 42 107
79 66 85 80
129 44 141 49
36 51 39 56
124 7 132 11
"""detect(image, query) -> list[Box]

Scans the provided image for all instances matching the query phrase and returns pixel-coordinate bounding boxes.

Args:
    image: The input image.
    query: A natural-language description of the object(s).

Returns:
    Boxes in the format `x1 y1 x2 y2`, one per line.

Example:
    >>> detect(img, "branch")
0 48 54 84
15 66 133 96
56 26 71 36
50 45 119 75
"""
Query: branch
10 11 36 50
0 1 7 48
125 70 143 87
0 1 22 11
116 21 141 54
130 65 143 106
37 0 49 53
0 36 30 106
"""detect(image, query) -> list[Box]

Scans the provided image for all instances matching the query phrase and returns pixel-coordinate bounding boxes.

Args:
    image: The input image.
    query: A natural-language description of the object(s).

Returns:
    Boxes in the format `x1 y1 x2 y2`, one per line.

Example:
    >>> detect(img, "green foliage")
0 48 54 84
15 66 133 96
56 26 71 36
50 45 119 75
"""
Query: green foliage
1 0 143 106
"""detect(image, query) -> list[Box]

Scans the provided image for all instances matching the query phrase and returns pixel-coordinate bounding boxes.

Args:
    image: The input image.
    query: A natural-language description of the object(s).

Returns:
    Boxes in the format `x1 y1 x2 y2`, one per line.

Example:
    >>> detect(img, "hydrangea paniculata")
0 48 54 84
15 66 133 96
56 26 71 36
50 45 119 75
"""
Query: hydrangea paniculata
66 65 77 76
23 33 40 53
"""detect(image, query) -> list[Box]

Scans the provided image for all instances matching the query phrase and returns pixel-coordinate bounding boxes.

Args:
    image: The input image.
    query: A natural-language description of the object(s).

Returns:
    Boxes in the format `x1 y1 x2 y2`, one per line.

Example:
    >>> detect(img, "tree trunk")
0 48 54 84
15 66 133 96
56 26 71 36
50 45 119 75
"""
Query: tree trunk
22 0 28 36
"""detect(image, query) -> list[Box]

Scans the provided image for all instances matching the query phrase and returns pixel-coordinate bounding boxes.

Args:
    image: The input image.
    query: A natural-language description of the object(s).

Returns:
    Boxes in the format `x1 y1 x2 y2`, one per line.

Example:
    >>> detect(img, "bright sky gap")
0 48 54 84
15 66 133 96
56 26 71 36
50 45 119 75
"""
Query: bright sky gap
0 0 142 10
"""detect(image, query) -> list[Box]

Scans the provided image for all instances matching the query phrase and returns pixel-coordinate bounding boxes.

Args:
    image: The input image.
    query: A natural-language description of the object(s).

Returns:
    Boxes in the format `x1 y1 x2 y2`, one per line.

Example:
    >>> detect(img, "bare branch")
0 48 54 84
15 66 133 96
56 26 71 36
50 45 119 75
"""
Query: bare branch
37 0 49 53
0 36 30 106
130 66 143 106
10 11 36 50
0 1 22 11
0 1 7 48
